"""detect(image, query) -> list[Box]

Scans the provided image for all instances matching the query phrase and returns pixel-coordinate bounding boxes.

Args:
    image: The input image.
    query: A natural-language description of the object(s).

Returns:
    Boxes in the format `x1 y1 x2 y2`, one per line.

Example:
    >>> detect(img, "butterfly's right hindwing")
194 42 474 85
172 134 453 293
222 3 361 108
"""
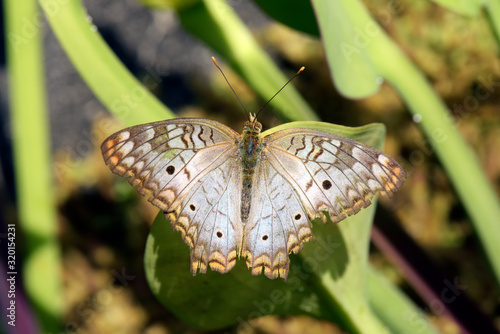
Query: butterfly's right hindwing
172 159 242 275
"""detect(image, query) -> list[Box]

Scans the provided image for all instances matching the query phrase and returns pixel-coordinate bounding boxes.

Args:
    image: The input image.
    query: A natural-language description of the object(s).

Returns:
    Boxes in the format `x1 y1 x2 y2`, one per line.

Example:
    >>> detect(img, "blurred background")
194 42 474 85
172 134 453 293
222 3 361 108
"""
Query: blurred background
1 0 500 333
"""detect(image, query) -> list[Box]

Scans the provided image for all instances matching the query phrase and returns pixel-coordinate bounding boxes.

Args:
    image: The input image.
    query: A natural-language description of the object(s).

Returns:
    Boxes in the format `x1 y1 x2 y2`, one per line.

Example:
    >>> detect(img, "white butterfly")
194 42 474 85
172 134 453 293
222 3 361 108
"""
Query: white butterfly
101 113 405 280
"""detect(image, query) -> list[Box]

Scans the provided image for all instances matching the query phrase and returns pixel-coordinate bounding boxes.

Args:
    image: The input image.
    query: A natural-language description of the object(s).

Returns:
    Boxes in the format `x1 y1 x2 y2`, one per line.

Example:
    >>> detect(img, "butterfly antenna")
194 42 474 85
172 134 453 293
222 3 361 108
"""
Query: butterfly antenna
212 57 249 117
254 66 305 120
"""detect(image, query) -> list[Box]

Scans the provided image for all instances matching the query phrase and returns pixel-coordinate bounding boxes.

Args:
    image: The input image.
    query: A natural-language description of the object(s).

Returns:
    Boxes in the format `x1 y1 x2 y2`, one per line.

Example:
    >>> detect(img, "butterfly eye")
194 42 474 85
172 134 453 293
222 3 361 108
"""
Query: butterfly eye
322 180 332 190
166 165 175 175
262 235 268 241
216 232 223 238
294 213 301 220
189 204 196 211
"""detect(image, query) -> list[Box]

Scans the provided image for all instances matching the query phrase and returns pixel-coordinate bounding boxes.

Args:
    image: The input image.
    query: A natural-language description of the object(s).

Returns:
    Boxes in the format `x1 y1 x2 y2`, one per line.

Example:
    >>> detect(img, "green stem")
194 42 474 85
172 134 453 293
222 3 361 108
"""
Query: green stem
178 0 319 122
315 0 500 288
39 0 172 126
372 32 500 288
368 265 440 334
484 0 500 47
6 0 62 331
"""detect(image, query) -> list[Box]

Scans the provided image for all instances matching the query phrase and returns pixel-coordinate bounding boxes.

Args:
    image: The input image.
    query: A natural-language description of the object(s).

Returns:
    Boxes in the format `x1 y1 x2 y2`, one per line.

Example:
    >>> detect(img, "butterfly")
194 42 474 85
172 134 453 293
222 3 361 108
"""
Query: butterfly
101 113 405 280
101 59 406 280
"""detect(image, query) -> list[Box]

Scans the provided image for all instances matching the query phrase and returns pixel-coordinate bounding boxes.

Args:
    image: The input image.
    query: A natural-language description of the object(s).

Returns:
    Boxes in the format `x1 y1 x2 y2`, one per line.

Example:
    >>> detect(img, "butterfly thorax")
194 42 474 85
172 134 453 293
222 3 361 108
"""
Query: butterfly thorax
239 120 263 222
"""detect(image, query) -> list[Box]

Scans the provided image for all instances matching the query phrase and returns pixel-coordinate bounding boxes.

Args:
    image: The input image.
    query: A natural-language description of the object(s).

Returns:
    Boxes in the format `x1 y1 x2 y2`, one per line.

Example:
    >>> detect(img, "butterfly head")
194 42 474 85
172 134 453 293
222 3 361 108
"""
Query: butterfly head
244 113 262 134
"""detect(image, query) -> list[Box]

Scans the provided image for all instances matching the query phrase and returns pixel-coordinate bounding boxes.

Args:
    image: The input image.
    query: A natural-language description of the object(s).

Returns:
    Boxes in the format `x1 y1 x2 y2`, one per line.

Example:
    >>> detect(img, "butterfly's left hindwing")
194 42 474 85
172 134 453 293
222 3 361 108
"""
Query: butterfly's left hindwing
243 161 313 280
174 157 242 275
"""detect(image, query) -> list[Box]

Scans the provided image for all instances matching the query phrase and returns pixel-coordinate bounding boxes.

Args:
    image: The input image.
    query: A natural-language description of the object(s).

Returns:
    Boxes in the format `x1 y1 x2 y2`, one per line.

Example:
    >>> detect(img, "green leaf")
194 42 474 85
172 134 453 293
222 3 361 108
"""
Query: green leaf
310 0 381 99
431 0 482 16
253 0 319 36
145 122 390 333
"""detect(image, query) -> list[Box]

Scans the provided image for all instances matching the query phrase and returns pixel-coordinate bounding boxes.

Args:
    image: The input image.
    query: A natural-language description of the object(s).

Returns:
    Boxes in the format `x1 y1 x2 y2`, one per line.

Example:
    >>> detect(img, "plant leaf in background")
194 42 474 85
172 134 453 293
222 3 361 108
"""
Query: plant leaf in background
240 0 381 99
253 0 320 36
431 0 482 16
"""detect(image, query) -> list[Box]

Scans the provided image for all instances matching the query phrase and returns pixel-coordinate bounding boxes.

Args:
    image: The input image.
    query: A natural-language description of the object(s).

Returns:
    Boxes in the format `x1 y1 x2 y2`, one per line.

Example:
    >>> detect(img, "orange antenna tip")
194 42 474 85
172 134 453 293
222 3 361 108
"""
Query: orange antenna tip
254 65 305 119
211 56 220 68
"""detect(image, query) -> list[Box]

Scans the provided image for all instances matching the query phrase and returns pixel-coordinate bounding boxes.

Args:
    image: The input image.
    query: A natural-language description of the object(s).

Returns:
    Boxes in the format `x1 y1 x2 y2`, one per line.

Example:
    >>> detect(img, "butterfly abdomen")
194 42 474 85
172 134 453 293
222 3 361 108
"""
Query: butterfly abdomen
239 122 264 222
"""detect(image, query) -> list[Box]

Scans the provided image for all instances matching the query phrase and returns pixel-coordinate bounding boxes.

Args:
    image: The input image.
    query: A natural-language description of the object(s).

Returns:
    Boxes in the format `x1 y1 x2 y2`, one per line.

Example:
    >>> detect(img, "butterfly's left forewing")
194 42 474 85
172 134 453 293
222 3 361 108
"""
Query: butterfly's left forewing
101 119 239 209
263 128 406 224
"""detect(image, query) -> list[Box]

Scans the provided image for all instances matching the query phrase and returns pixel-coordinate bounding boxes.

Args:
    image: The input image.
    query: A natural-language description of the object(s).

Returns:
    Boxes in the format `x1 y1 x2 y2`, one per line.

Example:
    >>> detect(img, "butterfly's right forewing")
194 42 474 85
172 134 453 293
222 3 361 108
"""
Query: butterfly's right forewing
102 119 238 209
101 119 243 274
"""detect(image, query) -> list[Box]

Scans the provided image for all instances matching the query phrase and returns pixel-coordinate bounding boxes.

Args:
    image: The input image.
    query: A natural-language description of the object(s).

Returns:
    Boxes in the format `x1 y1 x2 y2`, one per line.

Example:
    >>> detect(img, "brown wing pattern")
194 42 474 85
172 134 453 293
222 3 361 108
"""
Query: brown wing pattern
101 119 243 274
264 128 406 224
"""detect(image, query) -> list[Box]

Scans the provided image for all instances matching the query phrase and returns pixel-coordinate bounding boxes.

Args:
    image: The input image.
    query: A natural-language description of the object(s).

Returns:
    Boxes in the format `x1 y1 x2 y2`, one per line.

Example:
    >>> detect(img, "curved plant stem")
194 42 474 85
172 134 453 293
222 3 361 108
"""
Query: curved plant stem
178 0 319 122
313 0 500 288
39 0 172 126
484 0 500 47
6 0 62 331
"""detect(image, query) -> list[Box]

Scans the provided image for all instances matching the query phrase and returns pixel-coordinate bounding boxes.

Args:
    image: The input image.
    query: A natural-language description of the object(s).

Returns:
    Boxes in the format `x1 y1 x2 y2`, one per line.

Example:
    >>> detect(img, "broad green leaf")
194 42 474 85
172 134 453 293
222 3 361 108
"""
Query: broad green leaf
144 122 389 333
